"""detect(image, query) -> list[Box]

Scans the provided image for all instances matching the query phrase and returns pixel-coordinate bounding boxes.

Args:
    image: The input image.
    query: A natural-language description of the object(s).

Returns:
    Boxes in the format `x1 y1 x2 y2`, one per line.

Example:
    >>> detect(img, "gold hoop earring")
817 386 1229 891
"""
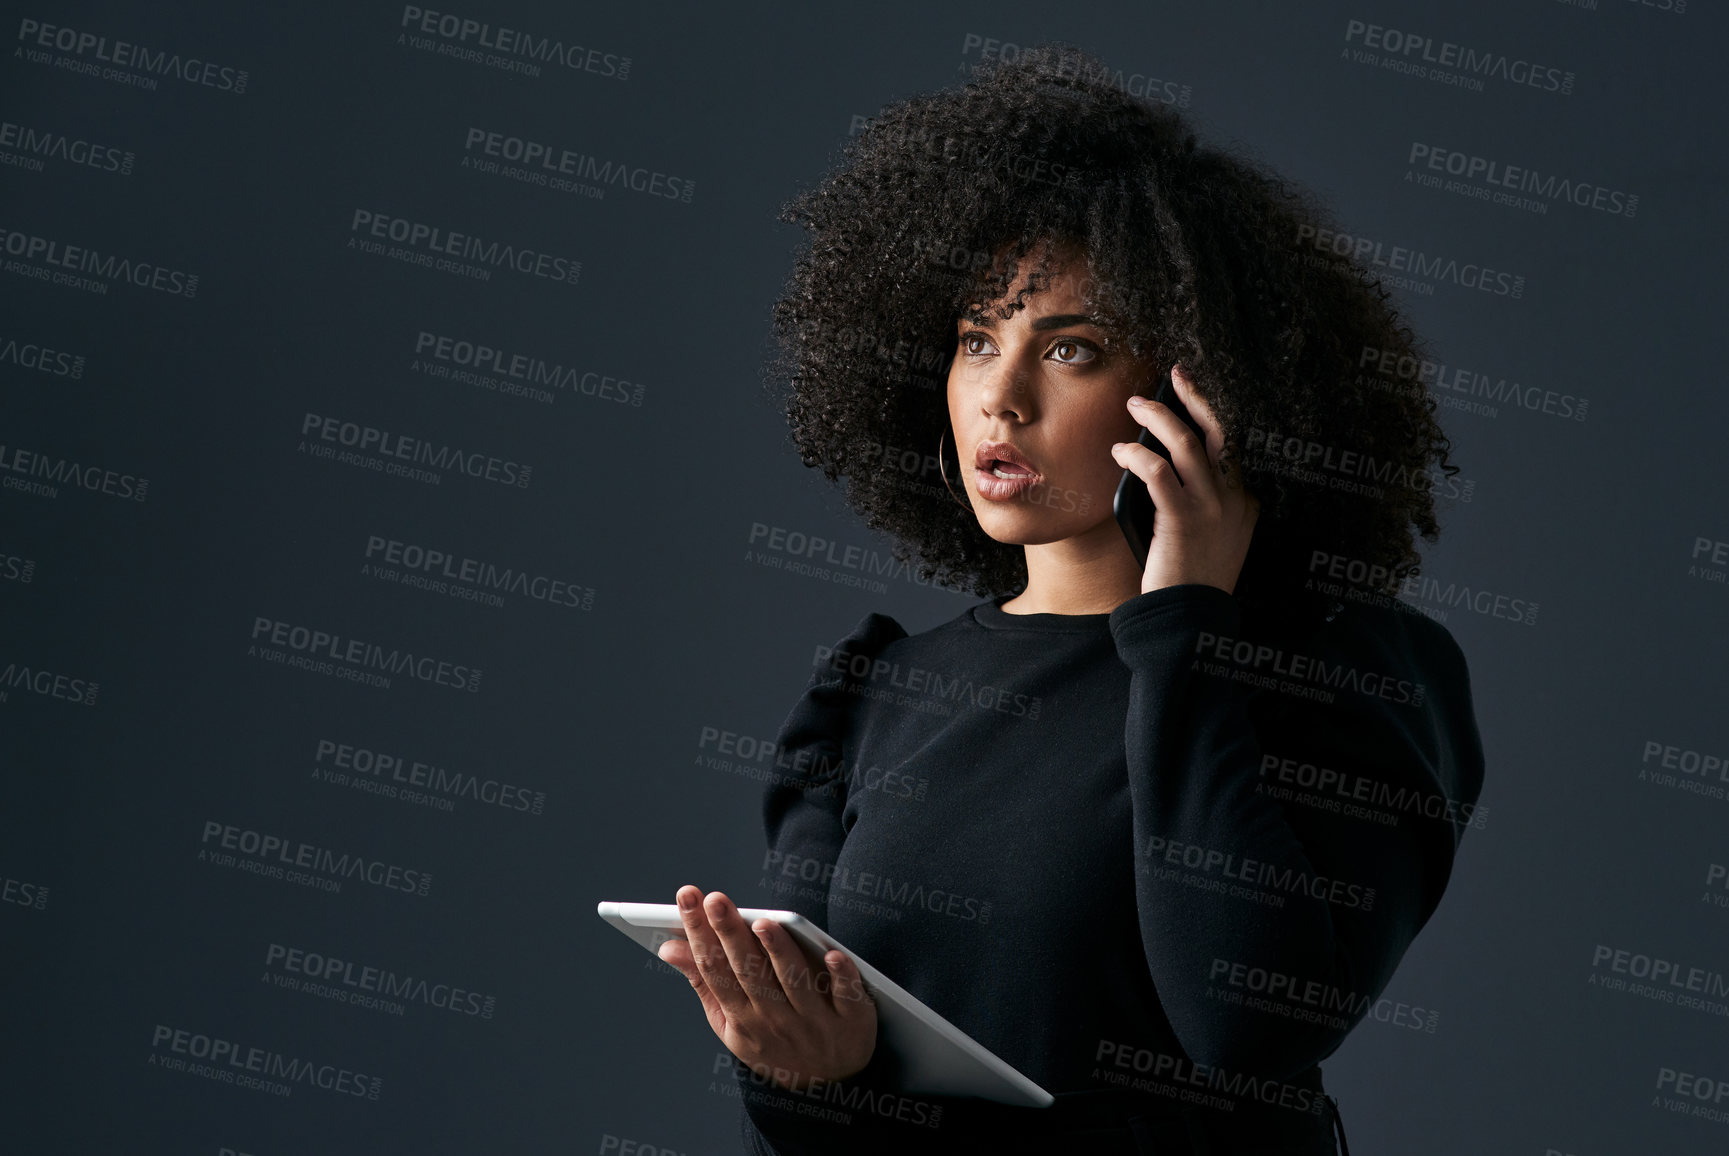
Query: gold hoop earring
937 428 974 512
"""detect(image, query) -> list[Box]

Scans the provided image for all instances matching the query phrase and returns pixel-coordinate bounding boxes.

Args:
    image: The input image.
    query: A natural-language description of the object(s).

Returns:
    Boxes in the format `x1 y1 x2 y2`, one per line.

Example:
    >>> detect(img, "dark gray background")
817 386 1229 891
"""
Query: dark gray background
2 1 1726 1153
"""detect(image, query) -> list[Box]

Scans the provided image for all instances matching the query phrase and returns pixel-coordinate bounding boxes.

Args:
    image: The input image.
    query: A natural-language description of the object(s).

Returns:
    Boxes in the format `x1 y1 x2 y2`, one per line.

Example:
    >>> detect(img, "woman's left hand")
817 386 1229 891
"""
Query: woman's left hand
1110 363 1260 596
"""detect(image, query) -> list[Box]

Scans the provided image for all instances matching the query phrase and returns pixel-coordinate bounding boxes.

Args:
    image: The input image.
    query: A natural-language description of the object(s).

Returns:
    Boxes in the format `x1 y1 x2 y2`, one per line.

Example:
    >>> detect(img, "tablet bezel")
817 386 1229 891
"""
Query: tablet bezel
597 900 1054 1108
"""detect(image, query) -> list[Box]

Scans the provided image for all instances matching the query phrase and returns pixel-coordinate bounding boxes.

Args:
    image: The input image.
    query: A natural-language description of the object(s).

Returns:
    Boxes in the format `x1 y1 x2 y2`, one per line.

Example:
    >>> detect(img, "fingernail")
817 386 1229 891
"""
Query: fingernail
677 890 696 911
1127 396 1144 406
1111 442 1125 452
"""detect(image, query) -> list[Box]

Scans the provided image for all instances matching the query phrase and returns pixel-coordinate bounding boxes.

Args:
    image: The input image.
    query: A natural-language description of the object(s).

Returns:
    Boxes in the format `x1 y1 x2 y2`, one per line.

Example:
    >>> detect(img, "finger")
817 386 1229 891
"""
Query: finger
751 919 825 1017
822 951 875 1020
657 937 729 1035
1110 435 1187 516
1169 363 1227 467
1134 392 1217 497
1116 395 1211 511
704 891 784 1009
1169 364 1254 496
676 885 752 1017
1125 394 1218 507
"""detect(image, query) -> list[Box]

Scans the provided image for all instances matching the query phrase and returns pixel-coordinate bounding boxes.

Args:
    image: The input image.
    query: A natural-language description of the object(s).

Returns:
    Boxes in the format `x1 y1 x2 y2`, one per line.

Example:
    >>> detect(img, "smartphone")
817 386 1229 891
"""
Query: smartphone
1112 372 1210 569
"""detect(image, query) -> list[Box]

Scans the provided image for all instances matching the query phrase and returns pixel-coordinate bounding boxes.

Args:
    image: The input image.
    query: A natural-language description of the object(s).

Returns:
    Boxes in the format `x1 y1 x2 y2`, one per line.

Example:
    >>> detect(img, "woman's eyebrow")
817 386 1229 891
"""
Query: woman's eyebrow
961 312 1102 330
1030 313 1102 331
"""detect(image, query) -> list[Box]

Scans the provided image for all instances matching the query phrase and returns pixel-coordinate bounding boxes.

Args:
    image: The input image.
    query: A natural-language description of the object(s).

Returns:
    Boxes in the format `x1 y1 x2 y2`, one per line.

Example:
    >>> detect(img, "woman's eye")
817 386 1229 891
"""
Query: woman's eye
961 332 995 356
1048 339 1096 364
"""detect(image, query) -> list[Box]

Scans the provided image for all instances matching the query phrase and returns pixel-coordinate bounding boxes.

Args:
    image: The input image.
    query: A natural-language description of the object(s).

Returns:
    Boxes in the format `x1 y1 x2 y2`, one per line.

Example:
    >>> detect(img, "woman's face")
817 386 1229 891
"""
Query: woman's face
946 246 1160 547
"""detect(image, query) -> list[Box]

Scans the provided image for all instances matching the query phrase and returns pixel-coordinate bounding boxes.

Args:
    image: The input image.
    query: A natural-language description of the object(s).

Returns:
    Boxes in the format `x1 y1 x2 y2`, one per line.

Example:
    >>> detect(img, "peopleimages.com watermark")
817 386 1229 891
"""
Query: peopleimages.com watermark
1204 956 1441 1034
1689 535 1729 589
794 317 953 394
1257 748 1487 831
299 411 532 490
812 643 1042 722
197 820 432 898
851 431 1095 517
311 735 547 817
362 534 593 613
1355 342 1588 423
1092 1039 1327 1116
1 223 196 297
1587 943 1729 1020
1243 427 1475 504
396 6 630 81
1294 221 1526 300
1654 1065 1729 1125
713 1051 944 1131
1141 835 1376 911
1404 142 1636 219
744 522 972 597
1637 738 1729 804
1304 548 1539 628
0 440 148 502
0 118 133 177
1339 18 1575 97
0 331 86 378
1191 628 1426 709
147 1024 379 1101
956 33 1193 107
0 552 35 585
461 126 693 204
15 17 250 94
410 328 646 407
695 723 930 802
0 657 98 706
346 208 580 287
760 851 993 927
2 871 48 910
262 940 496 1020
247 615 483 693
597 1132 695 1156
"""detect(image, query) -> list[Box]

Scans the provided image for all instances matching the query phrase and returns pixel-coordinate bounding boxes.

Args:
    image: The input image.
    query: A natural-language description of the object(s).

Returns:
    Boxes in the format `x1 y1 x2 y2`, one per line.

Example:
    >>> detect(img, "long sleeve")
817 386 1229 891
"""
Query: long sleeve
735 611 912 1155
757 610 907 928
1108 582 1485 1079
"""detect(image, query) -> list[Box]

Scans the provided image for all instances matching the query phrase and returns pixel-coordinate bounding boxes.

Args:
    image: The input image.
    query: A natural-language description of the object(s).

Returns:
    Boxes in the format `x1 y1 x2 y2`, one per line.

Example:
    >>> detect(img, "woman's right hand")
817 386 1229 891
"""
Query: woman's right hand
658 884 879 1090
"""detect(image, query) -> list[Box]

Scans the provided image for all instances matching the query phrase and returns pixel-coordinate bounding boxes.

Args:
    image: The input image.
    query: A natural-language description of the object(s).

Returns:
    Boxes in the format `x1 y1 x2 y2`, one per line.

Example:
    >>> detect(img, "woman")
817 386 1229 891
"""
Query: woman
659 42 1485 1155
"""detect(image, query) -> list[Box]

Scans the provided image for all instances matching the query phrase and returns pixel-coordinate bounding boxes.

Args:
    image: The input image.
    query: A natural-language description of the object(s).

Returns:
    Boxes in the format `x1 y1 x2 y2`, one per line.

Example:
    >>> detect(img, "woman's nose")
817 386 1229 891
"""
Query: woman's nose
977 362 1031 420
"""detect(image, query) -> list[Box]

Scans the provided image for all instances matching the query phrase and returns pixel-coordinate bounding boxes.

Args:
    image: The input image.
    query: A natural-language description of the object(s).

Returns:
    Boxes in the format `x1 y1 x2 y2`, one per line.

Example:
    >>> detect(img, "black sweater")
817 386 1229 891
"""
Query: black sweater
732 582 1485 1154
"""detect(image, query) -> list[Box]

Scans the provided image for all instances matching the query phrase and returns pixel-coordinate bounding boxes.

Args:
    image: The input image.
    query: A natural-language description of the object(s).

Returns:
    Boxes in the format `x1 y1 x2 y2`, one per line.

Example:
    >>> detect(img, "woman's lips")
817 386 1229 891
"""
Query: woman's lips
974 467 1041 501
972 441 1043 502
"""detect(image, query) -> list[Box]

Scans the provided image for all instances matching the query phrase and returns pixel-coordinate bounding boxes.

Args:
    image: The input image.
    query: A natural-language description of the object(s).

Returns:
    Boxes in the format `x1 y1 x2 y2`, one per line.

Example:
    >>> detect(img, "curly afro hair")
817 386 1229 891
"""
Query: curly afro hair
763 41 1460 615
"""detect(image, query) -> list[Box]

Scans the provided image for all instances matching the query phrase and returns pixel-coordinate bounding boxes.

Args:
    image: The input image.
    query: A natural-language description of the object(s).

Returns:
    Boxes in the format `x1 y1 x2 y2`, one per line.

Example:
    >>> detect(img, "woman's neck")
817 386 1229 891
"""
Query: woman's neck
999 521 1147 616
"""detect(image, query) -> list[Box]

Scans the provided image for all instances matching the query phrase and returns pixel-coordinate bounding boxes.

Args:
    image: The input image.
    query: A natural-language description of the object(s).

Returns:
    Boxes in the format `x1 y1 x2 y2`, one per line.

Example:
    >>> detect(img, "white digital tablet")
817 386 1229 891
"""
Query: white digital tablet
596 900 1054 1108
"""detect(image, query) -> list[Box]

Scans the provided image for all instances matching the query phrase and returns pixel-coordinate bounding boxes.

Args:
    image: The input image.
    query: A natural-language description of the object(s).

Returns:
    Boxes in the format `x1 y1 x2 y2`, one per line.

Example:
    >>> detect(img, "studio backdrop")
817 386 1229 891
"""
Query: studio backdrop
2 1 1725 1154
